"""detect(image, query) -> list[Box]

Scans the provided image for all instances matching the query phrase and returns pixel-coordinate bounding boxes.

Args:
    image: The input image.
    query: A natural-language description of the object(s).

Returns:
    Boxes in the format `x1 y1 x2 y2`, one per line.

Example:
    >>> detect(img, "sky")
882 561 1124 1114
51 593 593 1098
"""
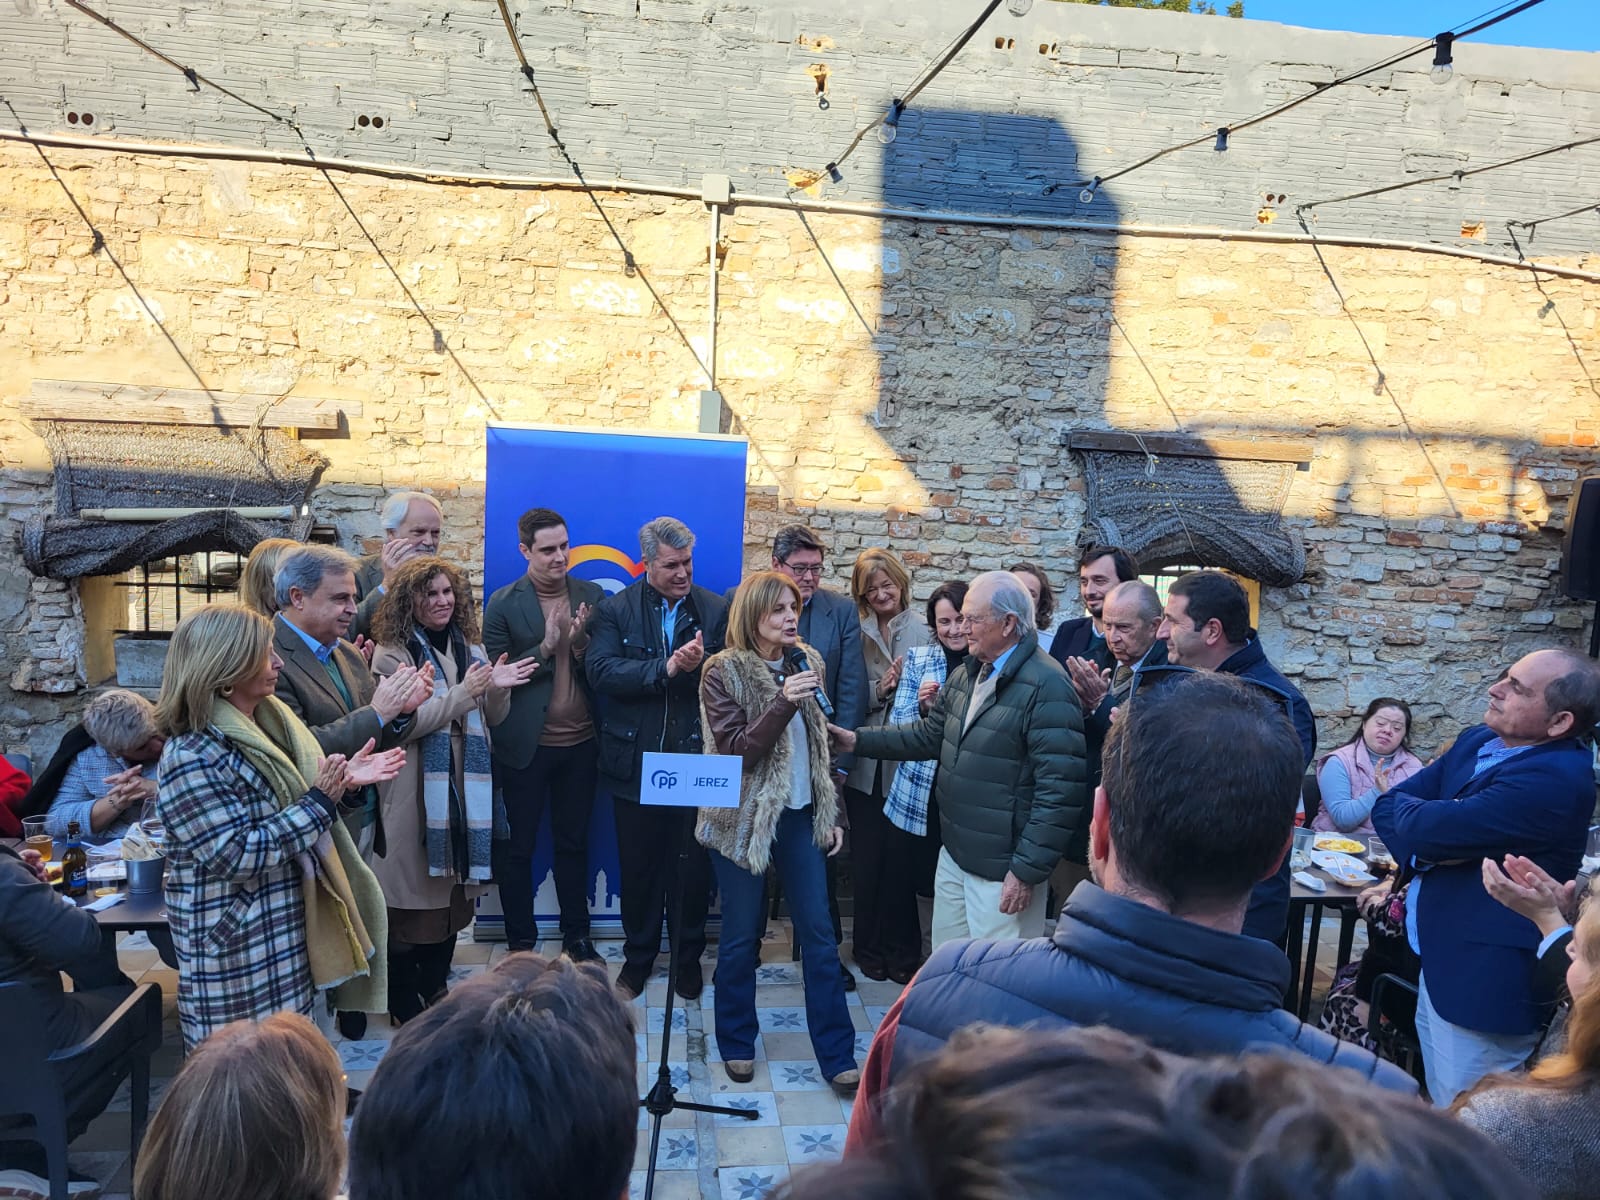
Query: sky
1243 0 1598 53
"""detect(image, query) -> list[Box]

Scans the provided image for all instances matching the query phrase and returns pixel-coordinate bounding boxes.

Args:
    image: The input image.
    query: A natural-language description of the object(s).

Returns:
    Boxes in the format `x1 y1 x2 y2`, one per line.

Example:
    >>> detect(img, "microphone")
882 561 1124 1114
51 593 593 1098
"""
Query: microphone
785 648 834 719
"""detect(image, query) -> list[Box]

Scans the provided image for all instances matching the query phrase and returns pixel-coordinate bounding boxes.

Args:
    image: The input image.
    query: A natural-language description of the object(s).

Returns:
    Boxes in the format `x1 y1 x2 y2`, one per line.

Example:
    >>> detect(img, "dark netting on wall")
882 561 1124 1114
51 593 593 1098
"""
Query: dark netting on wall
1076 449 1306 587
19 421 326 580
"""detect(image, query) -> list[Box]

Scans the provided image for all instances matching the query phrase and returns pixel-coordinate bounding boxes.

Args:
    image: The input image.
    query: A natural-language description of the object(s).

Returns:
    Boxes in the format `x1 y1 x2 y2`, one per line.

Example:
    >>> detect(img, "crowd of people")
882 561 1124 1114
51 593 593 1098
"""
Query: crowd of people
4 488 1600 1200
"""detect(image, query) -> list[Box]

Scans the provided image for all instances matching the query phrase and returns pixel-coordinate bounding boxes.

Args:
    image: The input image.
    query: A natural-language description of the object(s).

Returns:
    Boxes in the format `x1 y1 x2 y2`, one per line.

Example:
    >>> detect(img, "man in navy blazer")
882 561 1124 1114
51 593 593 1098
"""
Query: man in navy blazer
1048 545 1139 673
1374 647 1600 1106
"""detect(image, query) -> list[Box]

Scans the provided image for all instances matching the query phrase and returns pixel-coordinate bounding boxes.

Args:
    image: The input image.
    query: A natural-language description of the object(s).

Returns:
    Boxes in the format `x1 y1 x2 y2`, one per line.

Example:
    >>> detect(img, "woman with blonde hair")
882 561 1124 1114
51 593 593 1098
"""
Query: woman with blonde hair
368 556 536 1023
238 537 302 616
133 1012 346 1200
155 604 404 1049
698 571 857 1090
1458 864 1600 1197
845 547 929 983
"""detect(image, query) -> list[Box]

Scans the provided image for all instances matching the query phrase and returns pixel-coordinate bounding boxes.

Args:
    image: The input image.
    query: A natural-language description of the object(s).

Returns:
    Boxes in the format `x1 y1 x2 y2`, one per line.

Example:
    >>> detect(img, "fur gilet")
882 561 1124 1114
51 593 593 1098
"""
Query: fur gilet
695 644 839 875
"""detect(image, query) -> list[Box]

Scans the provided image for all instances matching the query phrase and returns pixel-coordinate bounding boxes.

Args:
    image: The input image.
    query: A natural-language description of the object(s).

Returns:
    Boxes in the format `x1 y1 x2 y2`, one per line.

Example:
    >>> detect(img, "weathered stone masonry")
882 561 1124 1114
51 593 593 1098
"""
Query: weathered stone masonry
0 1 1597 756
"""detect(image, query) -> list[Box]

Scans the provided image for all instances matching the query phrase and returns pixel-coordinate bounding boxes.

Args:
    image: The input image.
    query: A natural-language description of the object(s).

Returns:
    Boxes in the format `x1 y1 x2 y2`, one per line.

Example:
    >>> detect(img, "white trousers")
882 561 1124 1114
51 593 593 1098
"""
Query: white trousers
930 846 1048 949
1415 971 1540 1107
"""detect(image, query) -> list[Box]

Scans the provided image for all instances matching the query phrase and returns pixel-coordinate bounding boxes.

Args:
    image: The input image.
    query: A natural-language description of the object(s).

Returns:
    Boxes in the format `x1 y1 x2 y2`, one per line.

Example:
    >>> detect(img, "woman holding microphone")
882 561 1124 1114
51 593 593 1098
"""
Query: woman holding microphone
696 571 858 1091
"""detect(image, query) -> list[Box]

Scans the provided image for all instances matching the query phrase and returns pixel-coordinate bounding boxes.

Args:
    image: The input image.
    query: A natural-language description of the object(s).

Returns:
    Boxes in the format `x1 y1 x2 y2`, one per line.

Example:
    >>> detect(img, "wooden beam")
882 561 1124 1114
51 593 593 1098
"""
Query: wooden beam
1066 430 1315 465
24 380 361 430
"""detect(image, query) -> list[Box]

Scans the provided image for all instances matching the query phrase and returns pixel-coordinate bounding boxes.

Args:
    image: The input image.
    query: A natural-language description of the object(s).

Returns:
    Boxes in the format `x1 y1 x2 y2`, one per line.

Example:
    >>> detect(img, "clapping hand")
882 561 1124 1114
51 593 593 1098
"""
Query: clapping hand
490 653 539 690
666 631 705 677
401 663 435 713
877 655 904 701
1065 656 1111 710
1482 855 1576 939
917 677 941 715
569 602 592 651
313 754 349 802
371 664 420 723
352 634 376 664
346 739 406 787
379 537 427 585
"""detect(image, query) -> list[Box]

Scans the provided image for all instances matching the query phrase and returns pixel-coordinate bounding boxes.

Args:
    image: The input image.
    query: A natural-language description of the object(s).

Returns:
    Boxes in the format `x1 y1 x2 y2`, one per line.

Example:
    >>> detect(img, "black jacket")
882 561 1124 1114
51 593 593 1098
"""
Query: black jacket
585 579 728 800
887 882 1417 1094
1048 616 1114 672
854 633 1086 886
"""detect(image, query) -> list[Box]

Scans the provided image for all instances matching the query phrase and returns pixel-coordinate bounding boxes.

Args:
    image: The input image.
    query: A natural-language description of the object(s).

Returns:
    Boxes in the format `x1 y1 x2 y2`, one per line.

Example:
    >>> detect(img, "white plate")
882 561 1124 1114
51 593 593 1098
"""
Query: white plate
1310 850 1366 874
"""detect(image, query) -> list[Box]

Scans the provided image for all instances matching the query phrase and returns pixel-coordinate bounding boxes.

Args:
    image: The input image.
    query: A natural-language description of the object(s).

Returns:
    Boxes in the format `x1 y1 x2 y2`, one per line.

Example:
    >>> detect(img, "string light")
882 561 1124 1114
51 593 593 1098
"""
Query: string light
1079 177 1100 205
1007 0 1033 14
1039 0 1546 198
1214 126 1229 152
877 100 903 146
1431 32 1455 84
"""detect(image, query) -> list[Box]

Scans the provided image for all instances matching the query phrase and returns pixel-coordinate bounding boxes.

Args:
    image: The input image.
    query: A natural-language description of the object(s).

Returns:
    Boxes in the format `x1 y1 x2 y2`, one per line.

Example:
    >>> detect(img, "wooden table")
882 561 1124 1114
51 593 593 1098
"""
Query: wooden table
1285 870 1369 1020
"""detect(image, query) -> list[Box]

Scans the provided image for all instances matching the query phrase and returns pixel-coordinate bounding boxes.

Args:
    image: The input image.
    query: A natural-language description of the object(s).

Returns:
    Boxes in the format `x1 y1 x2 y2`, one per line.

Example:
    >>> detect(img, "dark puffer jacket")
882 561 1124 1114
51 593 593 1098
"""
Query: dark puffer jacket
853 633 1085 886
888 882 1418 1095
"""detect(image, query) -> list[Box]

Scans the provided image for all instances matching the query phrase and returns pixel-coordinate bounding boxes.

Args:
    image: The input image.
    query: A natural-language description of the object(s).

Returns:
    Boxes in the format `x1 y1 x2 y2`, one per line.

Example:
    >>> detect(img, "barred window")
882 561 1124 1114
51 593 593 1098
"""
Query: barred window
114 551 244 633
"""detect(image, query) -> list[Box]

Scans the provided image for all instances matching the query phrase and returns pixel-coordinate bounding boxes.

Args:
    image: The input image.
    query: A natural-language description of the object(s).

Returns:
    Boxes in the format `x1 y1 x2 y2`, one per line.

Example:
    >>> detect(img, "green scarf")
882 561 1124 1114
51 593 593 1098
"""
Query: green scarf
211 696 388 1014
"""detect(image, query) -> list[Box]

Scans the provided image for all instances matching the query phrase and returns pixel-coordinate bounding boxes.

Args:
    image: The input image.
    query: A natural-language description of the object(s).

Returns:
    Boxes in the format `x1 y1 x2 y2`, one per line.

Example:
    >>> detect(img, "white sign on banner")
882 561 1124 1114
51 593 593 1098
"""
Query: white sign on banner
639 751 742 808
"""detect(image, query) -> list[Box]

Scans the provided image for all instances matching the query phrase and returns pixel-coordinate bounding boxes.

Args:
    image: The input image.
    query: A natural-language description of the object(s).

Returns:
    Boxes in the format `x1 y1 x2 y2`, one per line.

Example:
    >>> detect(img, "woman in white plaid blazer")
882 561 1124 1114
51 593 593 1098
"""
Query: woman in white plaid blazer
154 605 404 1050
881 582 972 958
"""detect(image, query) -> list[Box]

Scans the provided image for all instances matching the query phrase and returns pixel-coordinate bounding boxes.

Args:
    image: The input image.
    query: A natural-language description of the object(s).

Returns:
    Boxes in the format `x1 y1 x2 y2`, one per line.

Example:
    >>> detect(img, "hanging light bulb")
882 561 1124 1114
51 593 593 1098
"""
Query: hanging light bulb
1431 32 1454 84
1078 176 1101 205
826 162 843 185
1007 0 1034 15
1214 126 1230 152
877 100 903 145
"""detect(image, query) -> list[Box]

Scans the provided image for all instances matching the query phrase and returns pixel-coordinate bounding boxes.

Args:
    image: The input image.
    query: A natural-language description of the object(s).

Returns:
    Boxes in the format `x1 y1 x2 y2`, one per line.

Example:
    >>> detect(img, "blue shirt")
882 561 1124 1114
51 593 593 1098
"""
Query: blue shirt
278 613 337 663
989 643 1019 676
660 597 686 652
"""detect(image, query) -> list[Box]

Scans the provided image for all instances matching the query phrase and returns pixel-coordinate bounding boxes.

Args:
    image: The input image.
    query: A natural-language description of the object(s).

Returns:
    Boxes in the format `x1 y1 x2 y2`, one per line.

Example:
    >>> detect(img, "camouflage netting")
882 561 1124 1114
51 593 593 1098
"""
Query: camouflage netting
20 421 327 580
1075 448 1306 588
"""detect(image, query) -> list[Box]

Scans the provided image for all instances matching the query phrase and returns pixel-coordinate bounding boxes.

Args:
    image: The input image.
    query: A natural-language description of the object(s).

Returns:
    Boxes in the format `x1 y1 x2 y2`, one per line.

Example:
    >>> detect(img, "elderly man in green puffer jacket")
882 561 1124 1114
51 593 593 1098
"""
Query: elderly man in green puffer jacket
830 571 1086 948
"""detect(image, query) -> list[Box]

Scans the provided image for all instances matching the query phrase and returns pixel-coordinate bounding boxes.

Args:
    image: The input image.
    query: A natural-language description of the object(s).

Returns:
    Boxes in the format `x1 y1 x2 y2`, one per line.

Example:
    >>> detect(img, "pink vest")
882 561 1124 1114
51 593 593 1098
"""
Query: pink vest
1312 739 1424 836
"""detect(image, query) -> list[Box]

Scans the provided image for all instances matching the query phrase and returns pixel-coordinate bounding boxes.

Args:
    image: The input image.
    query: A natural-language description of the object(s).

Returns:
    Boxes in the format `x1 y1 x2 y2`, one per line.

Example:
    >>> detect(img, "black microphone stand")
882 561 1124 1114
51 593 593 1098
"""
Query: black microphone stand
640 806 756 1200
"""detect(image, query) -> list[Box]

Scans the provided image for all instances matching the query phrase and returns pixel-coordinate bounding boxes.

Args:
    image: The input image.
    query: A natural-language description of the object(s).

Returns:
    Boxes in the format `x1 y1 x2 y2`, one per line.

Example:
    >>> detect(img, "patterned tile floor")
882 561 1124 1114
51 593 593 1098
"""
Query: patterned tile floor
67 913 1365 1200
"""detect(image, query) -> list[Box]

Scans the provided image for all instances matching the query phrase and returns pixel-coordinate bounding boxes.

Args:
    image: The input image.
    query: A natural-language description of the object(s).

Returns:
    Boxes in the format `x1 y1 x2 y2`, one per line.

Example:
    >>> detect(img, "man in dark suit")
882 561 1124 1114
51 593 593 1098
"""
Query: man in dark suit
272 543 426 853
586 517 728 1000
350 491 444 640
1375 648 1600 1105
1048 545 1139 673
482 507 606 961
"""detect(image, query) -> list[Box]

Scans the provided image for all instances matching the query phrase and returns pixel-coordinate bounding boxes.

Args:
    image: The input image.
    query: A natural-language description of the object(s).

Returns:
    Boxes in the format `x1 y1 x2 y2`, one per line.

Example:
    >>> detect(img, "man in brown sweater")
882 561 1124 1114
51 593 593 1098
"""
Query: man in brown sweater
483 508 606 960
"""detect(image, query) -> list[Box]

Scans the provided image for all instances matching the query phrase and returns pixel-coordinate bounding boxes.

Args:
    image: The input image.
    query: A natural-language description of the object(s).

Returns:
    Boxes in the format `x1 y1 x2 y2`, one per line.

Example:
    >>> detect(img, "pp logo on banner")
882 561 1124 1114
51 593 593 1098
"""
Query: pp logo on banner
640 752 741 808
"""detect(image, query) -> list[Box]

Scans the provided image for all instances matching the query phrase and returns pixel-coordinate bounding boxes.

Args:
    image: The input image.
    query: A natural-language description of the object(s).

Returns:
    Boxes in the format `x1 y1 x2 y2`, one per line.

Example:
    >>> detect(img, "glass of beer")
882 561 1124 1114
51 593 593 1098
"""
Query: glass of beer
1368 836 1395 879
22 817 52 863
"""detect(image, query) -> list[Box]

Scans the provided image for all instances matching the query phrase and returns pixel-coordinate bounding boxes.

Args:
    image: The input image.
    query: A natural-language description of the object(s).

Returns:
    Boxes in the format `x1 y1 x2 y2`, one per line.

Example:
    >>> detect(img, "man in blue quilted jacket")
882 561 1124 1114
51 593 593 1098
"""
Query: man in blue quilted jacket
846 671 1415 1152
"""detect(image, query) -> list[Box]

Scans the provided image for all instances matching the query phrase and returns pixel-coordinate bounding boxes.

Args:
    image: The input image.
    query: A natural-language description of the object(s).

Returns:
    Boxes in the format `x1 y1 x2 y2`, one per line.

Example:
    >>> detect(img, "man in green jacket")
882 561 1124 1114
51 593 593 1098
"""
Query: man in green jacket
831 571 1086 947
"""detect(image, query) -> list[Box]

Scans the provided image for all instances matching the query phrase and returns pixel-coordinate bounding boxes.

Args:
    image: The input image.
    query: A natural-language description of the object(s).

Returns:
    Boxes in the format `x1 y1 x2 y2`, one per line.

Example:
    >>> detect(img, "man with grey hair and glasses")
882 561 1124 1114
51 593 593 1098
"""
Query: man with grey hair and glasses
351 490 445 640
831 571 1086 946
586 517 728 999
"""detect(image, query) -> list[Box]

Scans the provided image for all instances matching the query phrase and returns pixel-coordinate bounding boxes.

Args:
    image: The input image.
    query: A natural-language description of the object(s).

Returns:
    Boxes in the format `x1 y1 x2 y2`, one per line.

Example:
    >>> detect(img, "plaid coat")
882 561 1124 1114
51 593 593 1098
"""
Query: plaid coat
882 644 949 837
157 727 337 1049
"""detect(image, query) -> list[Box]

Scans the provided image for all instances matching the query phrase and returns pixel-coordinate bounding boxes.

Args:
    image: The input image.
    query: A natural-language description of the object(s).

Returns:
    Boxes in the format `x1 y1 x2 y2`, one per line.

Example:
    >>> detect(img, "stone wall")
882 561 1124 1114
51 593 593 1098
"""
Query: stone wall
1 0 1598 760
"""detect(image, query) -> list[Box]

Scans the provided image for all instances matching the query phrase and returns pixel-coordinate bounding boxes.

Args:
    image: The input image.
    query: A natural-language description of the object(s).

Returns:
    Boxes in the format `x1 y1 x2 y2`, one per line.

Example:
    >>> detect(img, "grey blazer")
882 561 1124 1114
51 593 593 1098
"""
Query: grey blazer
271 615 406 757
481 573 606 770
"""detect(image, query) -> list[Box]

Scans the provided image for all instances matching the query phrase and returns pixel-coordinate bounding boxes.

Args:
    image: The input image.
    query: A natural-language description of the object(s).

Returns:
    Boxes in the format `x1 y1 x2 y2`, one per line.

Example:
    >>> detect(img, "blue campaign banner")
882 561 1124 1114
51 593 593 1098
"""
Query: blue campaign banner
478 424 748 936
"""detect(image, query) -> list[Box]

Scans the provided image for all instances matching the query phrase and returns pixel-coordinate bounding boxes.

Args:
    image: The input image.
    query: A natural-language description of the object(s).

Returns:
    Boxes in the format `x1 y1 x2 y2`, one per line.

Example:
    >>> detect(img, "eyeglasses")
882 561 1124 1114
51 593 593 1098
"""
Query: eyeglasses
781 560 824 578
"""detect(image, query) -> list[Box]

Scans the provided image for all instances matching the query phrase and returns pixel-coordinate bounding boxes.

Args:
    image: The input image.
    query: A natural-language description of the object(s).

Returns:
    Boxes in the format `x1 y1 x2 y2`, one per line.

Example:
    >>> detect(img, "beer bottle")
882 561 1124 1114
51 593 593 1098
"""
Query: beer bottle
62 820 89 899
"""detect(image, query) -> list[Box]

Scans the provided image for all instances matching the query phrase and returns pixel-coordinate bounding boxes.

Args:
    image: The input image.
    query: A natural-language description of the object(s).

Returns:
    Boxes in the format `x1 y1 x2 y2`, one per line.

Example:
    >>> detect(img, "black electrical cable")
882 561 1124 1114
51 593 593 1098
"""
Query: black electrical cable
1297 132 1600 216
1507 198 1600 232
1042 0 1548 196
797 0 1006 186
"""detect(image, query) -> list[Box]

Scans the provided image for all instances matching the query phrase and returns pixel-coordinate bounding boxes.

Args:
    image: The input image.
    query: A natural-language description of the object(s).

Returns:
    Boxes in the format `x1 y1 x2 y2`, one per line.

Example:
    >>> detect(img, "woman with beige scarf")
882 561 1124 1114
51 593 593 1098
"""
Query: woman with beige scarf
155 605 404 1050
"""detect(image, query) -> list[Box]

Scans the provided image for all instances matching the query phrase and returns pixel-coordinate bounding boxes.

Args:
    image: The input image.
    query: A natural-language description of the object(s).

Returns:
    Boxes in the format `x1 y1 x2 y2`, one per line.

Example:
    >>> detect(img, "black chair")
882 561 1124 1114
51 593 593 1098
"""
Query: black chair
1300 769 1322 828
1370 972 1426 1087
0 981 164 1200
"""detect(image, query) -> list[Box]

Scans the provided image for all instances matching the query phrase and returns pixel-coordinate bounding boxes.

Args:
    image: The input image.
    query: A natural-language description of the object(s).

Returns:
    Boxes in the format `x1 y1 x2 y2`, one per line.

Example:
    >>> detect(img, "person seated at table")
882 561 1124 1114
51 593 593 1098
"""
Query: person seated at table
41 690 166 844
1317 875 1419 1053
1313 697 1424 837
154 604 404 1049
133 1013 346 1200
367 557 536 1024
1457 869 1600 1198
0 841 134 1183
698 570 858 1090
803 1025 1526 1200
